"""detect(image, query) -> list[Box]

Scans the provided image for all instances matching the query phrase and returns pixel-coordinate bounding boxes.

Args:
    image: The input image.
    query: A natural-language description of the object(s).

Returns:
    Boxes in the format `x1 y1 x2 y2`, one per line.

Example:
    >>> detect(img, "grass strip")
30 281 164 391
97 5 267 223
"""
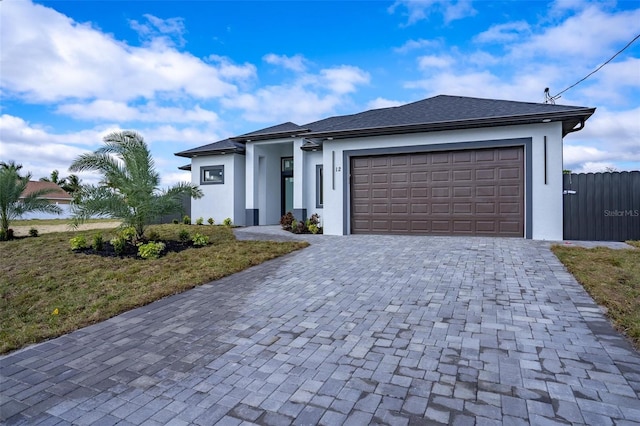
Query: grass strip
0 224 308 354
552 242 640 350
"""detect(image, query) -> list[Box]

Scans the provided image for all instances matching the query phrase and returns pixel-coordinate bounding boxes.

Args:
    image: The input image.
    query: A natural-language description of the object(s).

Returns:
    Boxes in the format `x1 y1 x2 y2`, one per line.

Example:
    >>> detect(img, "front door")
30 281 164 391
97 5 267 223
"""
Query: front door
281 157 293 216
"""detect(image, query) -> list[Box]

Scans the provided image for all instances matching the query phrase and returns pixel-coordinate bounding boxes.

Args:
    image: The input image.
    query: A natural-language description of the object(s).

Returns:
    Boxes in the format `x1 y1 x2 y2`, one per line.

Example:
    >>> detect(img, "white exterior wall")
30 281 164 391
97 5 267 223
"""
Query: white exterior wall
191 154 246 225
322 122 565 240
303 150 324 224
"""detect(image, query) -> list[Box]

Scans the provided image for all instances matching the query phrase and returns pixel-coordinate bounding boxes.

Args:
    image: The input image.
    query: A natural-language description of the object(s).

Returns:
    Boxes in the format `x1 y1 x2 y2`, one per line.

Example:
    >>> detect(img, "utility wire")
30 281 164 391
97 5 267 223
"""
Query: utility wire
547 32 640 102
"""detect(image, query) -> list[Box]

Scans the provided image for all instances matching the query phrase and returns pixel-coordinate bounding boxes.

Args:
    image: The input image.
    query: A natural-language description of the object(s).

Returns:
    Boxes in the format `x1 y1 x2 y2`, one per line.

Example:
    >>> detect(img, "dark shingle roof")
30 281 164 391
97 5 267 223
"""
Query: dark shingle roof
175 95 595 159
175 139 245 158
234 122 307 140
305 95 594 137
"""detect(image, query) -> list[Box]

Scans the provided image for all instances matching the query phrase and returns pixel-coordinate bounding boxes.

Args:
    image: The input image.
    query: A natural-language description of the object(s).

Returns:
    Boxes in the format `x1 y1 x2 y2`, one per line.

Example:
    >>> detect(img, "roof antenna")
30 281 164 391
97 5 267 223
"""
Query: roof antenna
544 87 559 104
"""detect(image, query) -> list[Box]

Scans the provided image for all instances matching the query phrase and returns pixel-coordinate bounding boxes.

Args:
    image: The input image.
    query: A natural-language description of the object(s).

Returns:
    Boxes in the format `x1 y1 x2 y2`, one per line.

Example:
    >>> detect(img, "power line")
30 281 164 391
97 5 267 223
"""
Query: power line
546 32 640 103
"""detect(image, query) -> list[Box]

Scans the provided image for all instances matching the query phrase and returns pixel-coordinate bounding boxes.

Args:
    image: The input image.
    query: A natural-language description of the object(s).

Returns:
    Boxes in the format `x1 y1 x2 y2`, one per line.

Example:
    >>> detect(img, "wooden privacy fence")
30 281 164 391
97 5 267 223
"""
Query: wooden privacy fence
563 171 640 241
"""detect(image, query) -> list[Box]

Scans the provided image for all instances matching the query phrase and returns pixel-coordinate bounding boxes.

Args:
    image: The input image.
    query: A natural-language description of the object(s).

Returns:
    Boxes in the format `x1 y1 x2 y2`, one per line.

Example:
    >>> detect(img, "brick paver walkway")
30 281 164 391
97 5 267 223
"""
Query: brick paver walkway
1 228 639 425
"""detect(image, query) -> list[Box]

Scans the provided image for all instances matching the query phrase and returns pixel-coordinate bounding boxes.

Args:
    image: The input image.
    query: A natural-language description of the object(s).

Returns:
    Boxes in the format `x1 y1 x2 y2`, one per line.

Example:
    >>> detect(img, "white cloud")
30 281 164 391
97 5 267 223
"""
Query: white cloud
0 0 255 103
394 38 440 53
510 7 640 62
320 66 370 94
220 65 370 124
389 0 476 25
474 21 530 43
0 114 219 186
572 161 618 173
57 101 220 124
129 14 186 47
367 97 404 109
263 53 308 72
417 54 454 69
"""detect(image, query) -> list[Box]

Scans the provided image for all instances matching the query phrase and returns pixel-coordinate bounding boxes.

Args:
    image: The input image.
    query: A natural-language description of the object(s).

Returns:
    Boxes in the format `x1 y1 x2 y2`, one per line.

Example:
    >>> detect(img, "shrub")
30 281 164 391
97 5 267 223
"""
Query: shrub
308 213 320 226
207 217 214 225
138 241 166 259
178 229 190 243
223 217 233 227
28 228 39 237
183 215 191 225
110 236 126 255
146 229 161 241
172 219 179 224
93 233 104 251
291 220 308 234
120 226 136 242
0 229 14 241
70 235 87 250
280 212 295 230
192 233 209 246
309 224 319 234
196 217 204 225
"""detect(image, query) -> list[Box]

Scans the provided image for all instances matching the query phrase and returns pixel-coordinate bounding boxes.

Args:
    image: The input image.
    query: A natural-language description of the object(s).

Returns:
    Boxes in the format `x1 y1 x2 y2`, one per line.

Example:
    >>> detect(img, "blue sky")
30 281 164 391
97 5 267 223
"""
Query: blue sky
1 0 639 187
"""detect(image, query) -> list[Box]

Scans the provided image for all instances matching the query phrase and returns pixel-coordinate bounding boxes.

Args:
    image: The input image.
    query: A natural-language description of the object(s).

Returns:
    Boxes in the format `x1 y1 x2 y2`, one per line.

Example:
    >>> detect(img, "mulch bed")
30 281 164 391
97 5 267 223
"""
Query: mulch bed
73 240 197 259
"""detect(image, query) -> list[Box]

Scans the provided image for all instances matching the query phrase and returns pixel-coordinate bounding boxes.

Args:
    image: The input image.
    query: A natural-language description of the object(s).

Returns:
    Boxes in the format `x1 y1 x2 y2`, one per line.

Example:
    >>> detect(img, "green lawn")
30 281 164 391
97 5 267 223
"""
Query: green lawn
0 224 308 354
10 218 121 226
552 242 640 350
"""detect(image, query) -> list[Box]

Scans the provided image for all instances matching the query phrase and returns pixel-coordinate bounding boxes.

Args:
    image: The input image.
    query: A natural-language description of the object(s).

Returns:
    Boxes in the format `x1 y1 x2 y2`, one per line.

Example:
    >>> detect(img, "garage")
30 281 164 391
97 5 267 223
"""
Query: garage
350 146 524 237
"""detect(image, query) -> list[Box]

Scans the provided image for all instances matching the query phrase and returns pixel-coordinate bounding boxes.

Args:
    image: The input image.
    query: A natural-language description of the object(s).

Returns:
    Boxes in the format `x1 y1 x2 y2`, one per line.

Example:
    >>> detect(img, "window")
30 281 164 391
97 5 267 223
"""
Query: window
316 165 323 208
201 165 224 185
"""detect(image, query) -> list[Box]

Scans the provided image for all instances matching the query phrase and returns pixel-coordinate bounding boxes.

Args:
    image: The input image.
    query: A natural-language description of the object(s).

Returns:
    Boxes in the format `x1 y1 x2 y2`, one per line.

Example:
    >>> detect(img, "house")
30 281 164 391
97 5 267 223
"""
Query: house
175 95 595 240
20 181 73 219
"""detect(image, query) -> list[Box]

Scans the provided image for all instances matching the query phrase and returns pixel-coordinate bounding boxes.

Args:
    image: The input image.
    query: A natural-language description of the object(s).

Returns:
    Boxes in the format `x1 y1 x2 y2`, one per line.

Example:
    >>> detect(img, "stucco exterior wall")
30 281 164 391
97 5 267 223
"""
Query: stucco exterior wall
321 122 565 240
191 154 245 225
303 150 324 224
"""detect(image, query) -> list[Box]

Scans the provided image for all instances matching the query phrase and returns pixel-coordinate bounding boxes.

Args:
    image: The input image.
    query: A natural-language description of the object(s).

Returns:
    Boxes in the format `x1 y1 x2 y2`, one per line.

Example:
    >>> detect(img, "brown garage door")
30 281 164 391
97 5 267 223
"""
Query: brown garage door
350 146 524 236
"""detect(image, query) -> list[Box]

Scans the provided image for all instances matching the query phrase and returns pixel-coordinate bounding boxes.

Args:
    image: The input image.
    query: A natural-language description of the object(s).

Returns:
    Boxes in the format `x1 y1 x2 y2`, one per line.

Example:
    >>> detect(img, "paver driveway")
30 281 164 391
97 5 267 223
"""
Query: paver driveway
2 228 639 425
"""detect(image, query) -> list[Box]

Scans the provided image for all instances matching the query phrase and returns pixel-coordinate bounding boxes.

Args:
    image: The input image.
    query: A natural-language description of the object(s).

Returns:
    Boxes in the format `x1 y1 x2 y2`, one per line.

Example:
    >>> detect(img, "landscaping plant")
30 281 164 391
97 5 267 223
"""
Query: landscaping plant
223 218 232 227
0 161 62 240
68 131 203 240
208 217 214 225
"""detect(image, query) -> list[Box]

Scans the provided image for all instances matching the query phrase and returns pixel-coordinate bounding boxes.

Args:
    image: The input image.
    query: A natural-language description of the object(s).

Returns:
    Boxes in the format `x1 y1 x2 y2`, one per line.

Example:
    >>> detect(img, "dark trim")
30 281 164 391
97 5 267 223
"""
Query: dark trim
308 110 595 141
281 157 294 217
343 138 533 239
543 136 548 185
316 165 324 208
200 165 224 185
293 209 307 222
245 209 259 226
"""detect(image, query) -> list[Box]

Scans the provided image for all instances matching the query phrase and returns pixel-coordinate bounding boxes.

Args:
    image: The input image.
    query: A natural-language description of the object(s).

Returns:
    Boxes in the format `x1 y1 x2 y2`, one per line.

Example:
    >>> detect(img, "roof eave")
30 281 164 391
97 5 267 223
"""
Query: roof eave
304 109 596 140
229 130 309 142
175 147 245 158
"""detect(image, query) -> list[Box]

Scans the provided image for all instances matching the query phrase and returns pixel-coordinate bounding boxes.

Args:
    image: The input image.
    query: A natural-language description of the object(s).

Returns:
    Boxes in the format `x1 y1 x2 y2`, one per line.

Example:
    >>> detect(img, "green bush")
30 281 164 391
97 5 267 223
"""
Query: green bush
0 229 14 241
120 226 136 241
70 235 87 250
146 229 161 241
207 217 214 225
196 217 204 225
110 236 126 255
308 224 319 234
183 215 191 225
28 228 39 237
93 233 104 251
172 219 179 224
178 229 190 243
192 233 209 247
137 241 166 259
223 218 232 227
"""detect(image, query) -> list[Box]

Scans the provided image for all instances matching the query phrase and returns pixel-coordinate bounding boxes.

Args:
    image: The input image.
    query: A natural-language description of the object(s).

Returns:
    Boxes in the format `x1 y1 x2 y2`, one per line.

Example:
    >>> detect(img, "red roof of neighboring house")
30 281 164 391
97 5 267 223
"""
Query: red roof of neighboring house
21 181 73 202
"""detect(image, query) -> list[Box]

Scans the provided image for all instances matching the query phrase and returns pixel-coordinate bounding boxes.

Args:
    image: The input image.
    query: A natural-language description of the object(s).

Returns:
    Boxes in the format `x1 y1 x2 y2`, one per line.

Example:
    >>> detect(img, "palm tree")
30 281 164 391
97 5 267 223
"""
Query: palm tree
69 131 203 239
60 174 84 203
0 163 62 240
39 169 66 185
